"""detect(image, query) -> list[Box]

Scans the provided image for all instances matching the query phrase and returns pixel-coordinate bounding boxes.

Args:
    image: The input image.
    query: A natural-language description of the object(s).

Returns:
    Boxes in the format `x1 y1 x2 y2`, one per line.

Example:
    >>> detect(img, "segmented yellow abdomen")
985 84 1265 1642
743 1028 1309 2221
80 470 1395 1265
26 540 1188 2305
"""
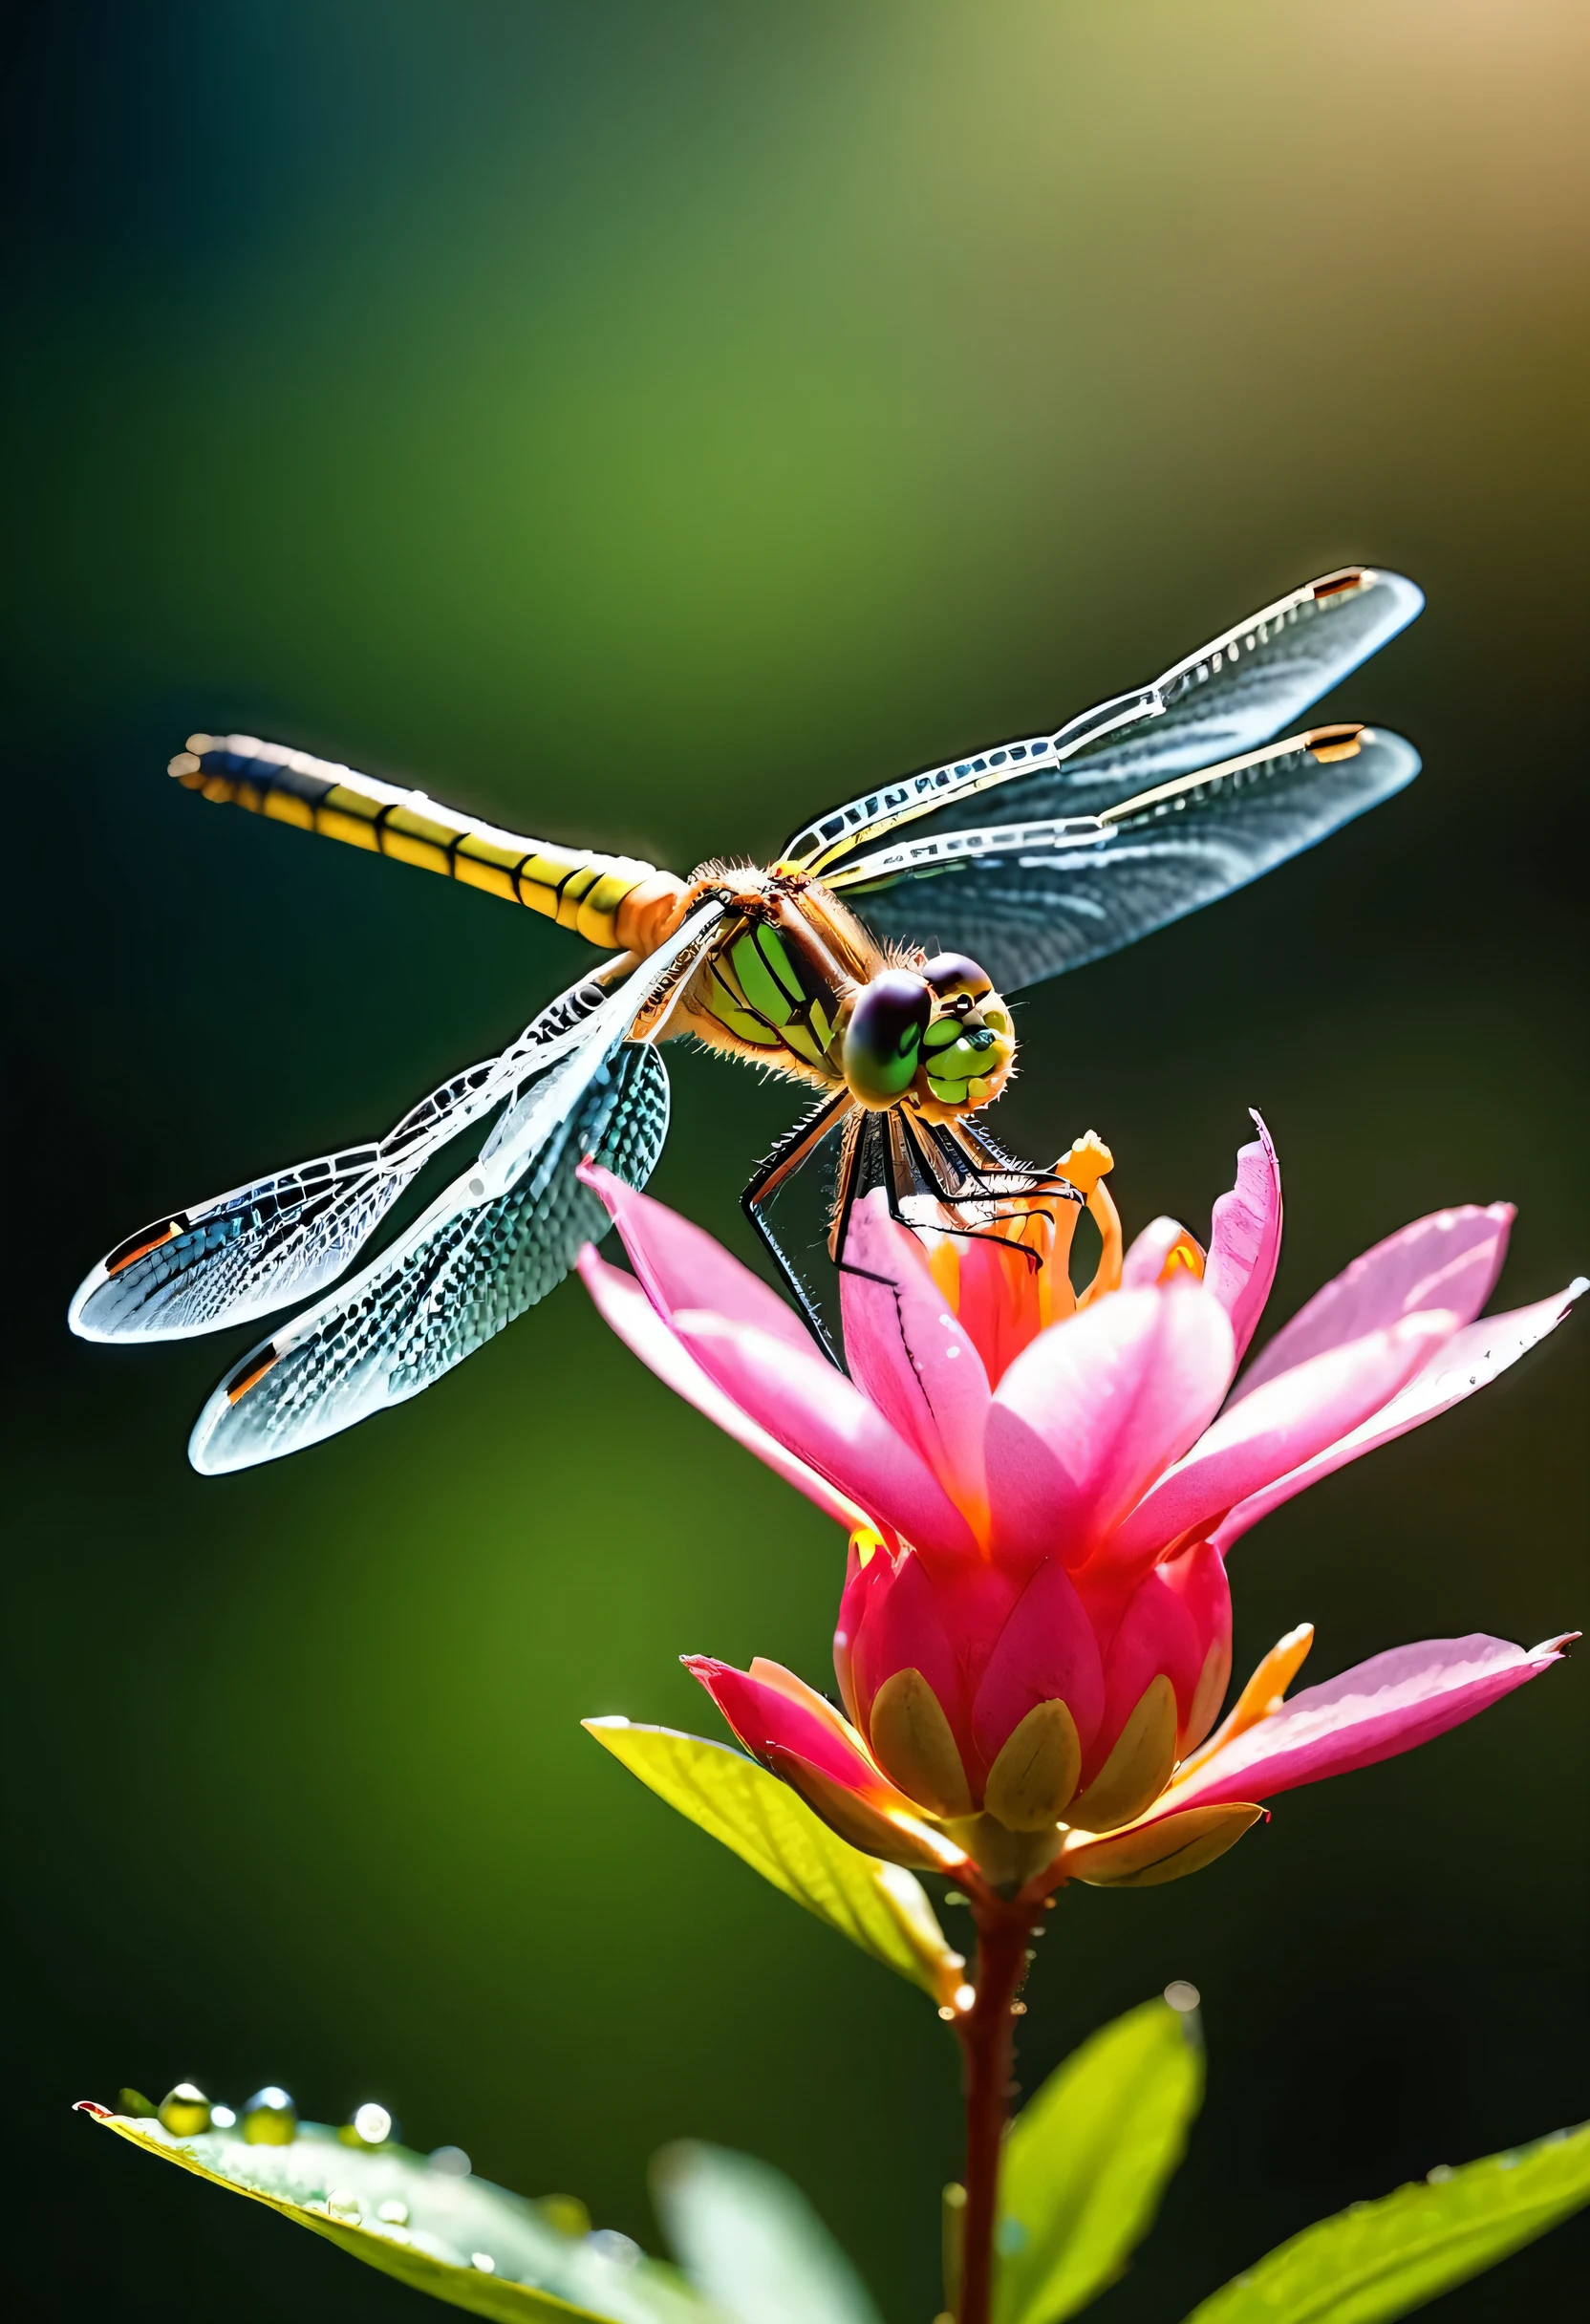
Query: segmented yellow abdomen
170 733 668 950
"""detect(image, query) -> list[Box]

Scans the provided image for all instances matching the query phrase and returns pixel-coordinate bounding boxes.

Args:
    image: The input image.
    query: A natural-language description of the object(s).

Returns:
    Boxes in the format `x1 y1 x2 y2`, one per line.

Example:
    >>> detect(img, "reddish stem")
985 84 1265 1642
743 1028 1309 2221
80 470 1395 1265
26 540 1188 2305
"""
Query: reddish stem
954 1894 1033 2324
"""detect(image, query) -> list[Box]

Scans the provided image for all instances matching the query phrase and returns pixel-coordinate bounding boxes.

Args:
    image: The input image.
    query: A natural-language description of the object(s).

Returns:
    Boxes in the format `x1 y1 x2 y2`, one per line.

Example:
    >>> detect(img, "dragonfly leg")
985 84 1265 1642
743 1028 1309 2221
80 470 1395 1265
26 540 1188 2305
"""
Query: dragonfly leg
889 1110 1081 1261
741 1091 853 1361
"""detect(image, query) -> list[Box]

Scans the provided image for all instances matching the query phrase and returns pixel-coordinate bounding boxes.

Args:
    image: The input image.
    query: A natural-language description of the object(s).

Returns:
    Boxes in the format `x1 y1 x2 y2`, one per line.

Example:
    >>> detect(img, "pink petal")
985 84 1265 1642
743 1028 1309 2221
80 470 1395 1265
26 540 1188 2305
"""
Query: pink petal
969 1557 1107 1766
578 1248 868 1531
1085 1559 1207 1781
1157 1633 1573 1815
685 1654 913 1810
1160 1539 1234 1752
1204 1113 1282 1366
1213 1282 1584 1554
1122 1217 1196 1290
956 1233 1047 1387
987 1286 1235 1569
839 1191 992 1516
848 1546 975 1758
673 1308 978 1562
834 1539 893 1722
577 1160 814 1353
1234 1201 1515 1401
1116 1309 1456 1567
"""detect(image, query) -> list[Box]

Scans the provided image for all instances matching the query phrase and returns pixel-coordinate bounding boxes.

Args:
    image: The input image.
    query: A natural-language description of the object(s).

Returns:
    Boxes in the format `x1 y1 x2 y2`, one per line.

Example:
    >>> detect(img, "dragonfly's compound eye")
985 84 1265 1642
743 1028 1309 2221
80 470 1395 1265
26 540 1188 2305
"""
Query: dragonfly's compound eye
915 954 1015 1113
842 970 934 1107
920 952 994 1004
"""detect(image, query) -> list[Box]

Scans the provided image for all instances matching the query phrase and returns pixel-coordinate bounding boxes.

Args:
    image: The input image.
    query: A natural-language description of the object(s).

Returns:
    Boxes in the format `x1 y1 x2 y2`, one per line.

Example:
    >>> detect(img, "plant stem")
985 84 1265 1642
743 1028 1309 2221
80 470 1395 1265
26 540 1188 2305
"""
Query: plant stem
954 1894 1032 2324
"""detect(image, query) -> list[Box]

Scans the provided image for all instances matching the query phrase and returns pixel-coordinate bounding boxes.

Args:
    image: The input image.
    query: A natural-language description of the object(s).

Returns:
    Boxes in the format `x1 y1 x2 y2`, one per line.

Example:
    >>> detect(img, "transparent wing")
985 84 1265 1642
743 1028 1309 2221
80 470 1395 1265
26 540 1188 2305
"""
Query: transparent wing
831 726 1419 994
68 972 618 1343
185 904 723 1474
783 568 1422 876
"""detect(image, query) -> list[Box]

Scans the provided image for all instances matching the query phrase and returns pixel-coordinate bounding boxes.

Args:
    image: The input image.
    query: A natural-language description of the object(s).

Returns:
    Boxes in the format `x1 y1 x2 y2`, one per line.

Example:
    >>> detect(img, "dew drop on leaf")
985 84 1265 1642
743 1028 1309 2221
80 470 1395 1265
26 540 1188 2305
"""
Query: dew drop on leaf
159 2084 212 2138
240 2087 297 2145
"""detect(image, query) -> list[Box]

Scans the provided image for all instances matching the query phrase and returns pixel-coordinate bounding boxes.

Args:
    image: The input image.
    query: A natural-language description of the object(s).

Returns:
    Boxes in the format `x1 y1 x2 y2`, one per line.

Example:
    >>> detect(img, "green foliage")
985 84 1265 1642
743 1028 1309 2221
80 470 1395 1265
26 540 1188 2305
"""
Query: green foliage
1182 2120 1590 2324
78 2104 716 2324
652 2141 883 2324
583 1717 964 2005
994 1997 1204 2324
78 2030 1590 2324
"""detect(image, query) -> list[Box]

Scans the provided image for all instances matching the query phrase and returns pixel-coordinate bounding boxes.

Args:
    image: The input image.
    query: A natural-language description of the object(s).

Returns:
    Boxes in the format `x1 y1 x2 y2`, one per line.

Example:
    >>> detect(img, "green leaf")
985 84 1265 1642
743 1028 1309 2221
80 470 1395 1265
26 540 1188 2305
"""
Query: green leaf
652 2141 883 2324
1181 2120 1590 2324
994 1995 1203 2324
77 2102 718 2324
584 1717 965 2007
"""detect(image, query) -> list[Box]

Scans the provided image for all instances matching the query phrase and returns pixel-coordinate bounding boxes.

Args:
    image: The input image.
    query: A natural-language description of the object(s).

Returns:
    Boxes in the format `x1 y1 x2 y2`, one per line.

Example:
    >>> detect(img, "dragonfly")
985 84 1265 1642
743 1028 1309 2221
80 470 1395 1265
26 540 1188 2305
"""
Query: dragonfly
71 565 1423 1474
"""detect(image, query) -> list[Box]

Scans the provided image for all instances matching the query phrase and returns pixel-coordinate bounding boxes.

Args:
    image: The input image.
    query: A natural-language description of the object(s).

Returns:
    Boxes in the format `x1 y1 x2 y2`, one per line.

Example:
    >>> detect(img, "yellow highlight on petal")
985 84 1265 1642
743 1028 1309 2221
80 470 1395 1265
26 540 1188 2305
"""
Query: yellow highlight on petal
849 1525 886 1569
925 1234 961 1313
1158 1233 1206 1284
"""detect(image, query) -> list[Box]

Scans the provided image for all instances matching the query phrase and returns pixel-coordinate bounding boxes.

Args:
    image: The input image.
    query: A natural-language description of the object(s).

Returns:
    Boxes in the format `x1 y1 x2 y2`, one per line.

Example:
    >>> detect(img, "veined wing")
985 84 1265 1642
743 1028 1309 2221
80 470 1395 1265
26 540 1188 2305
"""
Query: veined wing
186 903 724 1474
782 568 1422 876
68 971 621 1343
829 725 1418 995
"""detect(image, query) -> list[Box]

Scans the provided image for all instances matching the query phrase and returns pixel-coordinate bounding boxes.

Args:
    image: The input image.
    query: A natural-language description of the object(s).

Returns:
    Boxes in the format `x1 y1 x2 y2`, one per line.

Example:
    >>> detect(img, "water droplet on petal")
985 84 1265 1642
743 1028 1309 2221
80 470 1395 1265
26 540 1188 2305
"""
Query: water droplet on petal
210 2104 237 2130
1427 2163 1453 2185
429 2144 471 2176
160 2083 212 2137
586 2228 642 2268
327 2187 362 2221
1163 1980 1200 2013
470 2251 496 2274
241 2087 297 2144
376 2200 410 2227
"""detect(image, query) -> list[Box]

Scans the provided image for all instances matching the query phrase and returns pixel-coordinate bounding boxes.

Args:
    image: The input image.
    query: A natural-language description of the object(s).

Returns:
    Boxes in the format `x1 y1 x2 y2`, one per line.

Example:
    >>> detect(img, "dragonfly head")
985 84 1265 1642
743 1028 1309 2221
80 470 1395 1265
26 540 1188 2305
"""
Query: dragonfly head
841 951 1015 1118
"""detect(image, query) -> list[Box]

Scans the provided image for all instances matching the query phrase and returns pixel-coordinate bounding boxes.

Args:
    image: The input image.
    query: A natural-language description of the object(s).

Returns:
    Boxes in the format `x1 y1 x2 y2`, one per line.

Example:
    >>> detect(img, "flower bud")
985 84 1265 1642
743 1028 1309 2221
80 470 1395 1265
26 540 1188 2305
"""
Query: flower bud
835 1536 1231 1845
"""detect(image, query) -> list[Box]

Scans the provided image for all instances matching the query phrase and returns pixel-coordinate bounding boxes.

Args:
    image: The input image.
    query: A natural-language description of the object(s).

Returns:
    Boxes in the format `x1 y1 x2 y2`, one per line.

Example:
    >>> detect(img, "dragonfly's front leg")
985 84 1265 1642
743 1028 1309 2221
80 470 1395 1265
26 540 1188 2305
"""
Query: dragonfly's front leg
741 1091 854 1361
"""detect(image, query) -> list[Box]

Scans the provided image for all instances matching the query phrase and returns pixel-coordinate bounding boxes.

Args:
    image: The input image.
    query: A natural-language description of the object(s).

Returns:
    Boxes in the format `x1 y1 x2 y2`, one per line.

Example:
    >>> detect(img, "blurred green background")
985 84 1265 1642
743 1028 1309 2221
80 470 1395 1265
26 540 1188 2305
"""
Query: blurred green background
3 3 1586 2317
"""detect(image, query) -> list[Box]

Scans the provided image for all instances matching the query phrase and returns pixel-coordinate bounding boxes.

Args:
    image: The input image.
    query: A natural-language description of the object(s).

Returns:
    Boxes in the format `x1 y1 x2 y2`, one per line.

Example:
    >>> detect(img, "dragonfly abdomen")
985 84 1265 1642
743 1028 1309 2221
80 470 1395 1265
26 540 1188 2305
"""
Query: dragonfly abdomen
169 733 684 951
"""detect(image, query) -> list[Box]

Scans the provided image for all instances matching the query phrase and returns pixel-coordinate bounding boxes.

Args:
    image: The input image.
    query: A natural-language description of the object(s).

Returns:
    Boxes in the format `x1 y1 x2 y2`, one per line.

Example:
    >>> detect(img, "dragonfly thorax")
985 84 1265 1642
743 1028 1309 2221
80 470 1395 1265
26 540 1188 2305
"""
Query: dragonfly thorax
673 868 1016 1122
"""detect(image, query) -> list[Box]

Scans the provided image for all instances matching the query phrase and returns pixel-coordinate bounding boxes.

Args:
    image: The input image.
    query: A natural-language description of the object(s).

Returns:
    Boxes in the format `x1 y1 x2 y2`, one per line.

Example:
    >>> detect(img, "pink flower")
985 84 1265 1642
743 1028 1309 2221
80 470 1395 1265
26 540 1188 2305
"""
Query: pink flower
577 1125 1579 1896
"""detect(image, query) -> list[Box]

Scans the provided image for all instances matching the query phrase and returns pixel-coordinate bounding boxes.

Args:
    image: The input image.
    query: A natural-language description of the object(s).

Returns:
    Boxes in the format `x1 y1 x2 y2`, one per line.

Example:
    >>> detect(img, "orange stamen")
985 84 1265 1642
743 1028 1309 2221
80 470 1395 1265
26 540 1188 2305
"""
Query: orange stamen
1076 1176 1123 1309
1170 1623 1315 1786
